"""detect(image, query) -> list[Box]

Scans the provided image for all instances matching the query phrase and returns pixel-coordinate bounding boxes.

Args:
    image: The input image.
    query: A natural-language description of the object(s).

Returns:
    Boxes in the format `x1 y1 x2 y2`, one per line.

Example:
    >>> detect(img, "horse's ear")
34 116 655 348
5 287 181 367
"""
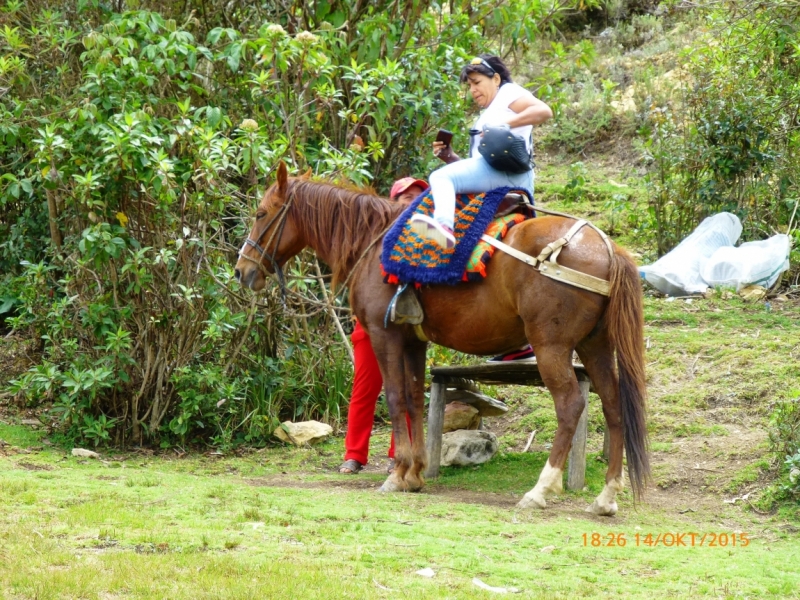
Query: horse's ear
301 168 312 179
276 161 288 197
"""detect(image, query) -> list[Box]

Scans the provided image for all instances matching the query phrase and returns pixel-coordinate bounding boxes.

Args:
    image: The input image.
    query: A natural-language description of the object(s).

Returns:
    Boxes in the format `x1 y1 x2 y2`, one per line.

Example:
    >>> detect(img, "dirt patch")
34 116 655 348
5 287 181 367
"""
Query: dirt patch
14 460 54 471
649 425 769 506
247 474 523 509
245 413 775 524
243 473 781 531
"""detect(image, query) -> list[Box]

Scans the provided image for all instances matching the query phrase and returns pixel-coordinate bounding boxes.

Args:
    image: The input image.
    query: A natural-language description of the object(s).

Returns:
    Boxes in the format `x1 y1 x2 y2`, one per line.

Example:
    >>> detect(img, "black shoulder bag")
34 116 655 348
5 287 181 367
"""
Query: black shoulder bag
476 124 533 174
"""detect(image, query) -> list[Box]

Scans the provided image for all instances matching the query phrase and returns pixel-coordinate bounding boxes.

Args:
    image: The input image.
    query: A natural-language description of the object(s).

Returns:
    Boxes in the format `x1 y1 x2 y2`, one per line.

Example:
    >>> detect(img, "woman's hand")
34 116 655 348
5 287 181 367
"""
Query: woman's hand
433 141 460 164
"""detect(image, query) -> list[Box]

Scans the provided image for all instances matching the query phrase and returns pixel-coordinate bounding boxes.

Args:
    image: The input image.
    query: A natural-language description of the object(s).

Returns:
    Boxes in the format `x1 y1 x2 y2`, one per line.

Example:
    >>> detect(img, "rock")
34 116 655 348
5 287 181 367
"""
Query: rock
71 448 101 459
273 420 332 446
445 389 508 417
443 401 480 433
540 545 556 553
415 568 435 578
21 419 41 427
440 430 498 467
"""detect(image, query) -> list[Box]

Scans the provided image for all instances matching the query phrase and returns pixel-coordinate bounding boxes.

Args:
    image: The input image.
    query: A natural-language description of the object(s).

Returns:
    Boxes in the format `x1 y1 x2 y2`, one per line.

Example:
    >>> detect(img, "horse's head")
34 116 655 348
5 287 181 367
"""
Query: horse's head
235 162 305 291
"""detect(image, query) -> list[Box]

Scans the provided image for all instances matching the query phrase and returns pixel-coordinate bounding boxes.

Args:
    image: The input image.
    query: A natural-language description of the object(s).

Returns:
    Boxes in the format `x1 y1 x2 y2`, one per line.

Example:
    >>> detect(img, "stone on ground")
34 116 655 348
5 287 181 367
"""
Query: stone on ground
273 420 332 446
440 430 498 467
443 401 480 433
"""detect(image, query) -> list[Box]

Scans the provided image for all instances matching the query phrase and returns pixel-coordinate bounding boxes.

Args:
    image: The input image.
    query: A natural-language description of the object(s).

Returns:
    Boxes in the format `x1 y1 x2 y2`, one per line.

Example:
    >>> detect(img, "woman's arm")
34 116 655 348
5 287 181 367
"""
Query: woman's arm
505 95 553 127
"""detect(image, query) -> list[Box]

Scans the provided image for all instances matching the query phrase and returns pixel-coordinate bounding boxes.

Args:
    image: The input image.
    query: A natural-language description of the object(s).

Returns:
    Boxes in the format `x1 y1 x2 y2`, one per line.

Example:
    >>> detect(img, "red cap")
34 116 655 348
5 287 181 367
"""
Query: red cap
390 177 429 200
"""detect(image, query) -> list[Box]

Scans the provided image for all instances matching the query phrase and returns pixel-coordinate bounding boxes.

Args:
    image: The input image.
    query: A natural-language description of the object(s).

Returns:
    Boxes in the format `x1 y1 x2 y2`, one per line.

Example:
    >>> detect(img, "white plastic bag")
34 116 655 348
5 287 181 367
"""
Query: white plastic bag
639 212 742 296
702 235 790 291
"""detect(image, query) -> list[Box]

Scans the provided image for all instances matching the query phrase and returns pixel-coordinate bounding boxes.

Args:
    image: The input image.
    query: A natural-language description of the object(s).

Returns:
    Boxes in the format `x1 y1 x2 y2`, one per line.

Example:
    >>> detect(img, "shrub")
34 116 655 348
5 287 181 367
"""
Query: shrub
1 1 588 447
641 3 800 257
761 395 800 509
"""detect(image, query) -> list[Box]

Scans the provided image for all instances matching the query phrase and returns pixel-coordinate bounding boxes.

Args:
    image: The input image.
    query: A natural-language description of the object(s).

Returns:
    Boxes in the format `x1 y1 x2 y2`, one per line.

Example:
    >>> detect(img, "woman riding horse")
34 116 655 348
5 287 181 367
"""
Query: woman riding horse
235 163 649 516
410 54 553 249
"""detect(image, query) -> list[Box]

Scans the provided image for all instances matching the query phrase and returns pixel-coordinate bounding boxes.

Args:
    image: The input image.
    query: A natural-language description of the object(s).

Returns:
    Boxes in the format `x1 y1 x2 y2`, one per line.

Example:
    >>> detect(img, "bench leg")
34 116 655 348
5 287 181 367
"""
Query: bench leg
567 380 590 491
424 381 447 479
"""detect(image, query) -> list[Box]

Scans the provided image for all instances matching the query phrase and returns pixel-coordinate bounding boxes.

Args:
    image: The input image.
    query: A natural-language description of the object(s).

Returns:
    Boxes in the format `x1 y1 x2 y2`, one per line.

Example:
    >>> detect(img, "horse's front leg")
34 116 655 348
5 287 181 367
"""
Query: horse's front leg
379 378 411 493
376 334 427 493
375 331 412 493
400 339 428 492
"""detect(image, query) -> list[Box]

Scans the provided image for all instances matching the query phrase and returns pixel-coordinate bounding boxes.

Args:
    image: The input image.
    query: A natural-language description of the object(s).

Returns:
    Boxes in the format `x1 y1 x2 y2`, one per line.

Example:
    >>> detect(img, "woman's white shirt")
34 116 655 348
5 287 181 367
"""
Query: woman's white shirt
469 82 535 157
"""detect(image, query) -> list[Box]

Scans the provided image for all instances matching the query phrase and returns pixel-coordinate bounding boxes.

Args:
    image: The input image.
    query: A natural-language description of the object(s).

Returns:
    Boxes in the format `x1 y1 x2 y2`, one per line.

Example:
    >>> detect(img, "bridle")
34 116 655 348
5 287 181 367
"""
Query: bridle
238 188 295 301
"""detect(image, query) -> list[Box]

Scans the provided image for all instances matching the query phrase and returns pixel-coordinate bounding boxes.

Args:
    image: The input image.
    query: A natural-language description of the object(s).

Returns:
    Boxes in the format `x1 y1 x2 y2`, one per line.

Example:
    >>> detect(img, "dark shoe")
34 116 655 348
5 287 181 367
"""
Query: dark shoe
338 459 364 474
487 345 535 363
388 283 424 325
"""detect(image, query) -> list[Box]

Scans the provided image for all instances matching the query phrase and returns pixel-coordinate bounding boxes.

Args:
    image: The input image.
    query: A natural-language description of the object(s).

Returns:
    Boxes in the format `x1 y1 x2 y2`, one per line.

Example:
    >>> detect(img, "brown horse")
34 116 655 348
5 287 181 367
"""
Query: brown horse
235 162 649 515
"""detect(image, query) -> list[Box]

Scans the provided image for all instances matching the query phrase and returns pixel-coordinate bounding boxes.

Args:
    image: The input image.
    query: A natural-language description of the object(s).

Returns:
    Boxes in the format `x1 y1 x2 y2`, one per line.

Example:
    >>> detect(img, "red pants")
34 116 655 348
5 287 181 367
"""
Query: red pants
344 322 411 465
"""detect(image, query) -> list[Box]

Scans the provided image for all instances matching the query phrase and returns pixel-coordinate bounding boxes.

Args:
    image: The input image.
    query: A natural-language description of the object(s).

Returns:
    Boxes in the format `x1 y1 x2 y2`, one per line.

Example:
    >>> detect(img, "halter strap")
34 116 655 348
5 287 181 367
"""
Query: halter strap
238 189 296 302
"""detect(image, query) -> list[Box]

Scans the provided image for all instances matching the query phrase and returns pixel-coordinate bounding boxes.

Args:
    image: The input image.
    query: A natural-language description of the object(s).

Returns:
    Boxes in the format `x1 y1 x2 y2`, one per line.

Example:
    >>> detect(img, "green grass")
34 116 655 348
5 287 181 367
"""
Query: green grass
1 444 799 599
3 291 800 597
434 451 608 497
0 422 45 447
726 460 771 494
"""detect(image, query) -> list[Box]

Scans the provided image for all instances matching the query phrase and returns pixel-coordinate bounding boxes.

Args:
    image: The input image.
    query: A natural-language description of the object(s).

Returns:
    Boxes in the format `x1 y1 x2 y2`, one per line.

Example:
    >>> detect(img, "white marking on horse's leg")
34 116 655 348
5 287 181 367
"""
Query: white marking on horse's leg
378 471 408 493
517 462 563 509
586 473 625 516
378 478 402 493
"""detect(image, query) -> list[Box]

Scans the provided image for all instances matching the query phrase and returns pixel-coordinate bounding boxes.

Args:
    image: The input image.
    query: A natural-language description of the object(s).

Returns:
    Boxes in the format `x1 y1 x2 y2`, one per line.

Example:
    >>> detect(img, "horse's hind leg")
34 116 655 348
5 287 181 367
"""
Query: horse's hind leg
401 340 428 492
576 330 625 516
517 344 583 510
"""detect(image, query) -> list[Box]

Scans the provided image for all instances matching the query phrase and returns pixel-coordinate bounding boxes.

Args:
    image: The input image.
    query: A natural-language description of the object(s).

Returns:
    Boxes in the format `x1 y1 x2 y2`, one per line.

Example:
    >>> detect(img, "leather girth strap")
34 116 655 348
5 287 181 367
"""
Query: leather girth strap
480 218 611 296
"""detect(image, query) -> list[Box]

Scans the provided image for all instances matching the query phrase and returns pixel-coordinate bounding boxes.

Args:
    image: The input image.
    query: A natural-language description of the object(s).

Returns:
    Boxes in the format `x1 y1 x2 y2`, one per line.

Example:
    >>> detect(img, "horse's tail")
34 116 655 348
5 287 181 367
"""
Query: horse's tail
606 246 650 500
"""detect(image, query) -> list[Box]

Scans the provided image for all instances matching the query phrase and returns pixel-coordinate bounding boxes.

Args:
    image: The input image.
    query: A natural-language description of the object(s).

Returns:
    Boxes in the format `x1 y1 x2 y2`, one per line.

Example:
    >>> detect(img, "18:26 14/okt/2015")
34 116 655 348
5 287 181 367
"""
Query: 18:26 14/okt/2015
581 532 750 548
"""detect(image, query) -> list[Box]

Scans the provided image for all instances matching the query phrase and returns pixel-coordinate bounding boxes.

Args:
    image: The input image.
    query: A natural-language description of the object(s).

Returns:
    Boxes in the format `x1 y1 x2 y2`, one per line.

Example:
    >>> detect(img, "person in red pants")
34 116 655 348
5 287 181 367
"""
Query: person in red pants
338 177 428 474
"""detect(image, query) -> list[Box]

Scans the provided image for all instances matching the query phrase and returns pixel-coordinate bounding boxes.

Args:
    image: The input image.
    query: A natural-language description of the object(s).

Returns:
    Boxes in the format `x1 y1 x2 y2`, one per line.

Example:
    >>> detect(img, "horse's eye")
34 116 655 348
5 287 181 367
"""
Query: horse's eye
256 212 266 220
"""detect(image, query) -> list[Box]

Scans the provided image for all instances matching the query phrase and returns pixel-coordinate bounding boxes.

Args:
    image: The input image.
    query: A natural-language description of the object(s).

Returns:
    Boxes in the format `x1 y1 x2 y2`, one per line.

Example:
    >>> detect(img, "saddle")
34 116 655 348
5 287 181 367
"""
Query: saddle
495 192 535 220
385 192 534 327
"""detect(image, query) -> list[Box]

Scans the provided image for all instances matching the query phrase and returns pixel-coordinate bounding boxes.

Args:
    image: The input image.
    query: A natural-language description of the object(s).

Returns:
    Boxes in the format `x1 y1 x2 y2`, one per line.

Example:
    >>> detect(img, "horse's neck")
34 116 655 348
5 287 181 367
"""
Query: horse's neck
291 182 398 283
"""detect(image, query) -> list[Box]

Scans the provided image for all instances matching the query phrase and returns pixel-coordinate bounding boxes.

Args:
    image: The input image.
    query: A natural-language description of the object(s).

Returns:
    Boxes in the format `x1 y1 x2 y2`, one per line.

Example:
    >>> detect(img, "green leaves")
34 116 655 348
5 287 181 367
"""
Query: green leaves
1 1 596 448
644 3 800 255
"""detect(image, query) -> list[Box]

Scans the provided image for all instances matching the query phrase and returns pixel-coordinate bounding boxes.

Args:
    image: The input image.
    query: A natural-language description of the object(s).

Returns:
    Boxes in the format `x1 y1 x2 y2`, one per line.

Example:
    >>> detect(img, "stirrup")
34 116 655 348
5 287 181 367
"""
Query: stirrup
384 284 424 327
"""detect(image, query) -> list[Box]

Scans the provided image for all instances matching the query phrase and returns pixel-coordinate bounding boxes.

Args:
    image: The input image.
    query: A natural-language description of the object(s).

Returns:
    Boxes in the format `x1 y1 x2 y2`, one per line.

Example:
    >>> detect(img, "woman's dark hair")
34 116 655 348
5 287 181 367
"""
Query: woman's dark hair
459 54 512 85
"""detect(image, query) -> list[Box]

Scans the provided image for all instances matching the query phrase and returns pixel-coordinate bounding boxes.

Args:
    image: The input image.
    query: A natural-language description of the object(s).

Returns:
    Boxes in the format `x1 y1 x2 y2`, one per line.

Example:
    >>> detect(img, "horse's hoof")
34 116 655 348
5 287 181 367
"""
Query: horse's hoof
403 475 425 493
585 500 618 516
517 491 547 510
378 478 404 493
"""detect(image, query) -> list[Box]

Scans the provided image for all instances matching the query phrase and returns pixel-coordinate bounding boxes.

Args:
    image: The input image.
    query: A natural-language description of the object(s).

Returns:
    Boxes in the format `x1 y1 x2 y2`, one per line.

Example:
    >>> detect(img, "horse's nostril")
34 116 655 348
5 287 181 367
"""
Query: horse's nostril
234 268 241 282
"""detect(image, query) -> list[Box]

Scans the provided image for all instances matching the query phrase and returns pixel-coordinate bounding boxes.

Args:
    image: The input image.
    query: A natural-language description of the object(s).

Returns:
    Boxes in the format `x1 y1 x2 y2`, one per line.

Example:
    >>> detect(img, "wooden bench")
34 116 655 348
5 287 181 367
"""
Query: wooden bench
425 362 595 490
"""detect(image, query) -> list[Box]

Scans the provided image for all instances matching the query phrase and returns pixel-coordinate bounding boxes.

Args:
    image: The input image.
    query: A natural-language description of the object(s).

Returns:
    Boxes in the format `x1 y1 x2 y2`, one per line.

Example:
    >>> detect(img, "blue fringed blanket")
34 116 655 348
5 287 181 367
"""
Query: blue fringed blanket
381 186 531 285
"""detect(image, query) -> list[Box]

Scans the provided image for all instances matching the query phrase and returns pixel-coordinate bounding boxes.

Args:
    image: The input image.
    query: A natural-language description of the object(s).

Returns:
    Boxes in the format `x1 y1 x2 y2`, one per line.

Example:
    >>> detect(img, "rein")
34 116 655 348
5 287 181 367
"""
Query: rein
338 219 397 292
238 189 296 302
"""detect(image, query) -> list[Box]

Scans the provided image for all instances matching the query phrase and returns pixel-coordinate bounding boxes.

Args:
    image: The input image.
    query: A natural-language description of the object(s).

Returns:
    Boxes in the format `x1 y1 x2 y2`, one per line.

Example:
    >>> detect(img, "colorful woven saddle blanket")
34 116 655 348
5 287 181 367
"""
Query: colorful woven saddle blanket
381 186 533 285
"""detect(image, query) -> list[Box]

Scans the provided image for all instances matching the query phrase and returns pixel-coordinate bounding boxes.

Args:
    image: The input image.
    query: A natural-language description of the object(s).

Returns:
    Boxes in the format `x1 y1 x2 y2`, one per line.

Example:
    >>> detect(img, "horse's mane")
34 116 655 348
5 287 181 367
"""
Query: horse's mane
285 178 405 287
